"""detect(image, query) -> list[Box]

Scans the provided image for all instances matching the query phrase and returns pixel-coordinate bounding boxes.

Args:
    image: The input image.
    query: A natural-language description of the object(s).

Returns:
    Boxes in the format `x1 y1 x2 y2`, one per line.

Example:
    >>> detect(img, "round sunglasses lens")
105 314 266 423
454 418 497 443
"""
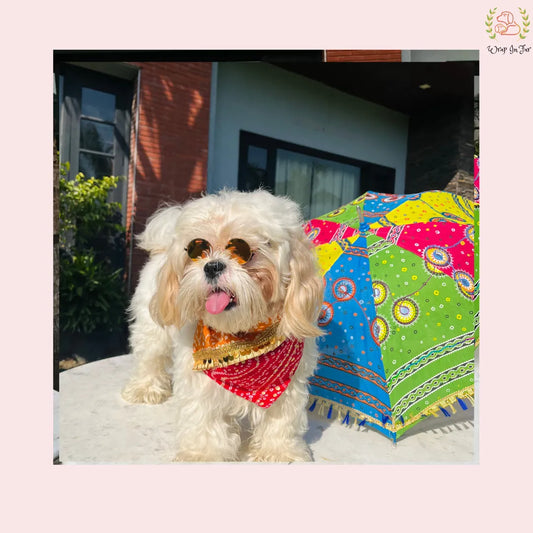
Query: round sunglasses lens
187 239 211 260
226 239 252 264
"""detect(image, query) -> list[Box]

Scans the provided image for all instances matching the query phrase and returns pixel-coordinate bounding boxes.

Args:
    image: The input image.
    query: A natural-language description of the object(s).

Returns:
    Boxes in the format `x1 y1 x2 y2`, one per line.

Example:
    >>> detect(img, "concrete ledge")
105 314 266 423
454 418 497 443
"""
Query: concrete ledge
59 354 477 464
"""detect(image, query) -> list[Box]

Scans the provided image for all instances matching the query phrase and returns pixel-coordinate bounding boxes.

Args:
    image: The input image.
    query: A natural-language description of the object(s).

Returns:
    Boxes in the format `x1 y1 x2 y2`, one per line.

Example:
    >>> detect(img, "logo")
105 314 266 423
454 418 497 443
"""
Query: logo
486 7 530 40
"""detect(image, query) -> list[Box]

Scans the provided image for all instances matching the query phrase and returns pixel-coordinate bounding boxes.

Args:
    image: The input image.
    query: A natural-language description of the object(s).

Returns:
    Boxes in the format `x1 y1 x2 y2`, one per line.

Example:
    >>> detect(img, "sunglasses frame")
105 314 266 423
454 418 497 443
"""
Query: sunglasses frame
185 238 254 265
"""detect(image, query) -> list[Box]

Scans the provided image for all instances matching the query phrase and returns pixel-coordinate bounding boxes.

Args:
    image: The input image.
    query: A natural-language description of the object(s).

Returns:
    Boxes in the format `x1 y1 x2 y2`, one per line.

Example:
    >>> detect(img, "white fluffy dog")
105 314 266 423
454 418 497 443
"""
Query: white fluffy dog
122 189 324 462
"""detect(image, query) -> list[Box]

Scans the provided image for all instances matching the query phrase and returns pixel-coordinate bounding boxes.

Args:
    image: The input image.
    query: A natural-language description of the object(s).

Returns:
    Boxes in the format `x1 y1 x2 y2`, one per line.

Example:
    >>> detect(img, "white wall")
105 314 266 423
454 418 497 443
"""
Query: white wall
402 50 480 62
207 62 409 195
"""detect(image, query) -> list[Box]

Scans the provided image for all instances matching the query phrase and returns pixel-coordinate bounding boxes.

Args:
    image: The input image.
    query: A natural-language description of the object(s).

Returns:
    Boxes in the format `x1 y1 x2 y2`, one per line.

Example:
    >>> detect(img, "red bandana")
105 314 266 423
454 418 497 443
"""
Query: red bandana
192 321 304 408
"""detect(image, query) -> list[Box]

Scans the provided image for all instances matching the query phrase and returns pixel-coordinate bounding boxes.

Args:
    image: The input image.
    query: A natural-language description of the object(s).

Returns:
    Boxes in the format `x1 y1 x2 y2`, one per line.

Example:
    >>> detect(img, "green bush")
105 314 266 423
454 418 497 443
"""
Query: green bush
59 164 128 334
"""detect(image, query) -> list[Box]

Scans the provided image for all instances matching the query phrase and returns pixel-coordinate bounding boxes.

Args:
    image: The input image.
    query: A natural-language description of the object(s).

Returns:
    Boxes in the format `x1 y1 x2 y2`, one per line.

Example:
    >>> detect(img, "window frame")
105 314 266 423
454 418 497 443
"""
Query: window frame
237 130 396 216
57 63 133 217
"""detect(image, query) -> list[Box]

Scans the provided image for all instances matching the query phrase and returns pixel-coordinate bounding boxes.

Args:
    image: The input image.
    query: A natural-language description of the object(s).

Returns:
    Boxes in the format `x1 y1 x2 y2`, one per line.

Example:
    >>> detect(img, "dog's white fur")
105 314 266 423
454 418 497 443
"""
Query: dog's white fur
122 189 324 462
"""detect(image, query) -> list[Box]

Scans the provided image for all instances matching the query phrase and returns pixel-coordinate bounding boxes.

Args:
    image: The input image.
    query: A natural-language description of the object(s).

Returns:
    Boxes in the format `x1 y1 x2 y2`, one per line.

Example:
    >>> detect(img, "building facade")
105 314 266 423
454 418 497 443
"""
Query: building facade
54 50 478 292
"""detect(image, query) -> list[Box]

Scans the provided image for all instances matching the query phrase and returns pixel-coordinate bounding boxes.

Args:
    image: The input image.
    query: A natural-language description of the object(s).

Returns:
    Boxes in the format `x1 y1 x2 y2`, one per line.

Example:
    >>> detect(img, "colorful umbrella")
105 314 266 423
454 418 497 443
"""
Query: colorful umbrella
304 190 479 441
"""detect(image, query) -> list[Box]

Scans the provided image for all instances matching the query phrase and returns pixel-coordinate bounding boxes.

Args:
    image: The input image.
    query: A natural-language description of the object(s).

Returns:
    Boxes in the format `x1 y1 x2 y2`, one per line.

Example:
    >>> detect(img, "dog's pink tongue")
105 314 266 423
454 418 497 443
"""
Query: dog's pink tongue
205 291 231 315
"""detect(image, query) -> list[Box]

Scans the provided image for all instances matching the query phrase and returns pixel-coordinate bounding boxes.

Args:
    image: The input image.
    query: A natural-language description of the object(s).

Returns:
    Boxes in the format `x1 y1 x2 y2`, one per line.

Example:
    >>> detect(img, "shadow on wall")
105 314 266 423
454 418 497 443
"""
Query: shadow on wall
135 62 210 202
129 62 212 290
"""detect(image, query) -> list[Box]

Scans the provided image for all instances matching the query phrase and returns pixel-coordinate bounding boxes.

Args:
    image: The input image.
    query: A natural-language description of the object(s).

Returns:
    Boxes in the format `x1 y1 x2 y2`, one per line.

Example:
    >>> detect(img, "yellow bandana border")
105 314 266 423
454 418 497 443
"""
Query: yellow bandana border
192 321 286 371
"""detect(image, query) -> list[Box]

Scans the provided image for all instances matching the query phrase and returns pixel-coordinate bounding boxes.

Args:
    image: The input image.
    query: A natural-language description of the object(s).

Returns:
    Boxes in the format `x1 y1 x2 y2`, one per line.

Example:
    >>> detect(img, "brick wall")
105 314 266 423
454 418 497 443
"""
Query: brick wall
126 62 212 291
326 50 402 62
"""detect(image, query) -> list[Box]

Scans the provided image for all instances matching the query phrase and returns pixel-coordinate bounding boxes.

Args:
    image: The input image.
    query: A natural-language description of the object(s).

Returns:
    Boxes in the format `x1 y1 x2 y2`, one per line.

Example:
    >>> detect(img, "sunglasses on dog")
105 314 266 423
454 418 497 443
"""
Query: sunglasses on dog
186 238 254 265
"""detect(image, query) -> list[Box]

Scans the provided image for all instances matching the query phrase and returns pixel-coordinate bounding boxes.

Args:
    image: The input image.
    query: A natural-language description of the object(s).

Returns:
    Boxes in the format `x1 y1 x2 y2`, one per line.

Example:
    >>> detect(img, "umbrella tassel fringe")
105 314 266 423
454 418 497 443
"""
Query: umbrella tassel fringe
307 396 394 432
394 386 475 428
308 398 317 412
306 386 474 438
309 397 354 425
457 397 469 411
415 389 475 421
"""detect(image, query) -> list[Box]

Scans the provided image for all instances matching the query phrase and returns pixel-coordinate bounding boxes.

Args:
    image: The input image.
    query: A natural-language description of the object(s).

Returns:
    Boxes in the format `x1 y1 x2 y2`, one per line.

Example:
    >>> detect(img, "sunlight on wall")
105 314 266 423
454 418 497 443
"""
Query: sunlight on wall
188 89 204 127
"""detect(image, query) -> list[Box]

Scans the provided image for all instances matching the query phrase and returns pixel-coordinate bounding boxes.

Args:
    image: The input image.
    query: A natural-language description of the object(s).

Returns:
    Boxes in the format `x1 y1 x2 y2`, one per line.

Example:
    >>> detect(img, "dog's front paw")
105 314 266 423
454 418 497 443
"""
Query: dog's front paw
121 375 172 404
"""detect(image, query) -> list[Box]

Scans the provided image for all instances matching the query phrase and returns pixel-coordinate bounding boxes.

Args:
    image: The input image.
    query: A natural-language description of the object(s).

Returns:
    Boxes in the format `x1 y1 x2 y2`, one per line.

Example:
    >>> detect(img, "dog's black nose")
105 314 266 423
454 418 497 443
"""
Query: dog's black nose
204 260 226 280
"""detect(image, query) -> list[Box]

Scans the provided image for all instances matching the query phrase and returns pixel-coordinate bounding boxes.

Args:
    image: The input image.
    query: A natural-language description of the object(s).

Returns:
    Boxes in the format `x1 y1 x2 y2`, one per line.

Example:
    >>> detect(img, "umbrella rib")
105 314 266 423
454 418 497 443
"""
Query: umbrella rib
401 273 434 299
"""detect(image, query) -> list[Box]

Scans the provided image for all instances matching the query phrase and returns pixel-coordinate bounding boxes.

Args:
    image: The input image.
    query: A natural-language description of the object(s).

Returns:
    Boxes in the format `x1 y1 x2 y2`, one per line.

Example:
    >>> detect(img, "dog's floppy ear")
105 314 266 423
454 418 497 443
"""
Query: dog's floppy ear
137 204 183 254
279 228 324 340
149 256 184 327
140 205 185 327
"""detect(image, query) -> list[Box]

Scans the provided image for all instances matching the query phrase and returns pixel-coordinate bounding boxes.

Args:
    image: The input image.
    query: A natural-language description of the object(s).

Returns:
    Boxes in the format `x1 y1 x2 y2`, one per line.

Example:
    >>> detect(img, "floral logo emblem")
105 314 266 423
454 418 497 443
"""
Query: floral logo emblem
486 7 530 39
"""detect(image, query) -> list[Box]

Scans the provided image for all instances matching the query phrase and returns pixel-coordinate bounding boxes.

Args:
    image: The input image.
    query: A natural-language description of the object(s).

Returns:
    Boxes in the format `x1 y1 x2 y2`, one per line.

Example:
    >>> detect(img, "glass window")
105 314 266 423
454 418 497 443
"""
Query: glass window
79 152 114 181
240 145 269 192
248 145 268 171
81 87 116 122
238 131 395 220
276 149 360 219
80 120 115 154
58 64 133 211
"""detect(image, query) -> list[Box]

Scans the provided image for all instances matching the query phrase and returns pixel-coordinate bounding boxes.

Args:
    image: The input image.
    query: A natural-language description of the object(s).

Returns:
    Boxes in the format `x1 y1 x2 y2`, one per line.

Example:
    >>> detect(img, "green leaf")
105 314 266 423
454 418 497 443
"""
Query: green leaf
58 159 127 335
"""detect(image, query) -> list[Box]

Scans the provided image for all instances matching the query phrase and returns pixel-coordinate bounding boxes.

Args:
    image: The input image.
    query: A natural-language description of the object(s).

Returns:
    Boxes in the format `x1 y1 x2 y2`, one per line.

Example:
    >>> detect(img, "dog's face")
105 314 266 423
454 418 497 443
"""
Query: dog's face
141 190 324 338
